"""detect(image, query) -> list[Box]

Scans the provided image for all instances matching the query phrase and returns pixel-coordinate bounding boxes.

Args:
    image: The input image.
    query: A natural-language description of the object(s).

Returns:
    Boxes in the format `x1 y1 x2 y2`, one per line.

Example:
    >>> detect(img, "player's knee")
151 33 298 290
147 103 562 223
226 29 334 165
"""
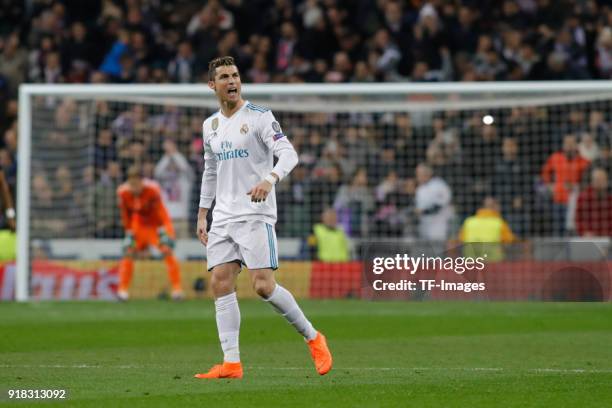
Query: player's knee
252 276 275 298
211 275 234 297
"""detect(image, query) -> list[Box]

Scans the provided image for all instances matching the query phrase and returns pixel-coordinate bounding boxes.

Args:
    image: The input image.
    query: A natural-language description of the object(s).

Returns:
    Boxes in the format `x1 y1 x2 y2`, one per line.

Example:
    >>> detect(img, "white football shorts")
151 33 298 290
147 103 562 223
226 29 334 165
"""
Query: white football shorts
206 220 279 271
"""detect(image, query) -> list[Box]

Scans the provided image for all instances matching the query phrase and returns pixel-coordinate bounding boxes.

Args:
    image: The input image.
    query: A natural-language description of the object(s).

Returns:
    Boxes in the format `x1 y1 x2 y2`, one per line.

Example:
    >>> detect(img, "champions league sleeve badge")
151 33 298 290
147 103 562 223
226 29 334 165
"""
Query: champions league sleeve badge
272 121 285 141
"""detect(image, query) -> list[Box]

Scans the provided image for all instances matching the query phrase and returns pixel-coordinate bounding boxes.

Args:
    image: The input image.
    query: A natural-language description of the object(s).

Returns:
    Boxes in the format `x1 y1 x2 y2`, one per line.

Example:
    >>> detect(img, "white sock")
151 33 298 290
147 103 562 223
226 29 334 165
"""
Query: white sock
215 292 241 363
265 284 317 341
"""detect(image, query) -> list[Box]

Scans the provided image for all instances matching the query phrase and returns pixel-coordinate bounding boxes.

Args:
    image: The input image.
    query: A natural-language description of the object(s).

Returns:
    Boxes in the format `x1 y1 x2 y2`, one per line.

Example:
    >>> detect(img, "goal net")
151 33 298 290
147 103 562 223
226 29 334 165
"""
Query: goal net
10 82 612 301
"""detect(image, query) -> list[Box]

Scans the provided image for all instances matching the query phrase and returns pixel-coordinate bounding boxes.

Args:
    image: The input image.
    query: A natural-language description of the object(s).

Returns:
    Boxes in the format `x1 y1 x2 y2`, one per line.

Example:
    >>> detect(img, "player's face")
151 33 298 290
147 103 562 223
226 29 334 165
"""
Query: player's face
128 176 143 195
209 65 242 104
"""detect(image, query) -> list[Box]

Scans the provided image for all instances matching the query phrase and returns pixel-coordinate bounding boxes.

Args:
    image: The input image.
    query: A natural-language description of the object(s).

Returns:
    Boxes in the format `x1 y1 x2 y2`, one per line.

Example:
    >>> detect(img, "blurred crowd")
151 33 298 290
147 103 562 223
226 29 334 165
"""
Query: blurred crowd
0 0 612 95
278 107 612 241
19 98 612 245
1 0 612 246
5 0 612 93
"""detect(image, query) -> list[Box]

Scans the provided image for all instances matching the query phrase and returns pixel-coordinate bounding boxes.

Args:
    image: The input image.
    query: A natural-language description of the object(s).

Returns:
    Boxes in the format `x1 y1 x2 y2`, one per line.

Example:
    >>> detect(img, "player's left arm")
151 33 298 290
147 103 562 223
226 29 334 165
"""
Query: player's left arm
117 190 136 254
152 189 176 248
248 111 298 202
159 205 175 238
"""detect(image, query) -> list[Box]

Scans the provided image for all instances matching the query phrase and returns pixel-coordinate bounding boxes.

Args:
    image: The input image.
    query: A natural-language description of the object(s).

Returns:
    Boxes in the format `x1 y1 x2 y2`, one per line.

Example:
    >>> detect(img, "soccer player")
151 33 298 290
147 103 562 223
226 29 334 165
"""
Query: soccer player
116 165 183 301
194 56 332 379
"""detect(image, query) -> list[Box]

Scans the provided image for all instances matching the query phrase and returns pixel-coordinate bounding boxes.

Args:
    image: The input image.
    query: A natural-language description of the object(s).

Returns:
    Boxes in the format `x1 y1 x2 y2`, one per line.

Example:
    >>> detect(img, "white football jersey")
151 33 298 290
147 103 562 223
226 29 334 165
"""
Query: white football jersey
199 101 298 226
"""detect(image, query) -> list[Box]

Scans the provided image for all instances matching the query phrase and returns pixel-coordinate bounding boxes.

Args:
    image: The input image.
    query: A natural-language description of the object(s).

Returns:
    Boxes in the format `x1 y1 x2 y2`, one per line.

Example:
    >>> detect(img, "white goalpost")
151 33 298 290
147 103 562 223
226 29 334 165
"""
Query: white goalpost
15 81 612 301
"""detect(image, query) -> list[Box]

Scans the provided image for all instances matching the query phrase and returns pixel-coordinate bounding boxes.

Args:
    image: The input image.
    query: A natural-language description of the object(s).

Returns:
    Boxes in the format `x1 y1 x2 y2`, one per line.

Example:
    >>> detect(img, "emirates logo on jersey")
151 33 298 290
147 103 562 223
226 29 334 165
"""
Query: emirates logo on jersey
217 140 249 161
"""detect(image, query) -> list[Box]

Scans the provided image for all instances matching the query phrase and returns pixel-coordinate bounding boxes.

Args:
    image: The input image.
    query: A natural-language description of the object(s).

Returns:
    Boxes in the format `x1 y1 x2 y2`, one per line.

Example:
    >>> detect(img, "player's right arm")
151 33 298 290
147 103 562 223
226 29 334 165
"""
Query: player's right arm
117 186 136 254
197 207 208 245
117 186 132 232
197 120 218 245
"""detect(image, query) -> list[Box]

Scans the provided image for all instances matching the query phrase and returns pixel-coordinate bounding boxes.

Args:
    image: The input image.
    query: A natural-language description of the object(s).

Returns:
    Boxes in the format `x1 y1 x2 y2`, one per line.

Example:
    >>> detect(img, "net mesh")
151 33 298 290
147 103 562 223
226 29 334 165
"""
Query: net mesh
19 86 612 300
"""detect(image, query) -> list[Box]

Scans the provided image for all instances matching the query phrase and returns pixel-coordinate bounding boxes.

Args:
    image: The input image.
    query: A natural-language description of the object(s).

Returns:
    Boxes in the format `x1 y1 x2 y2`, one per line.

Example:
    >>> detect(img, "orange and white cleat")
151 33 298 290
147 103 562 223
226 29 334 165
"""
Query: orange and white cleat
116 290 129 302
307 332 332 375
194 362 243 379
171 290 185 301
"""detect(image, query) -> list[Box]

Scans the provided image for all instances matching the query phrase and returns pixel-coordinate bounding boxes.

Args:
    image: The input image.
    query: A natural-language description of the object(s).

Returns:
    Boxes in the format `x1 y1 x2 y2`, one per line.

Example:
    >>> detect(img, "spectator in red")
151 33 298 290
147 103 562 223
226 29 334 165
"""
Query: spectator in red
575 168 612 237
541 134 590 235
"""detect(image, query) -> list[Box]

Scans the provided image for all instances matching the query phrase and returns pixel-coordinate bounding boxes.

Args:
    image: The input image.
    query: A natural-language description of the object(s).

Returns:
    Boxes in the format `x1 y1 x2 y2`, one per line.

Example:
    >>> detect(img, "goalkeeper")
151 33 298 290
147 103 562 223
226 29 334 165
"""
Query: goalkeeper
116 165 183 301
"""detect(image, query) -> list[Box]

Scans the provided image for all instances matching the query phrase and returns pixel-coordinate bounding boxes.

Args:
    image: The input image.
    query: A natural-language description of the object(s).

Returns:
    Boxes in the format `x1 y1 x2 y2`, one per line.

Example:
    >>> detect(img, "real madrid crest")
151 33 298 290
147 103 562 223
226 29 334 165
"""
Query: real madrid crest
212 117 219 131
240 123 249 134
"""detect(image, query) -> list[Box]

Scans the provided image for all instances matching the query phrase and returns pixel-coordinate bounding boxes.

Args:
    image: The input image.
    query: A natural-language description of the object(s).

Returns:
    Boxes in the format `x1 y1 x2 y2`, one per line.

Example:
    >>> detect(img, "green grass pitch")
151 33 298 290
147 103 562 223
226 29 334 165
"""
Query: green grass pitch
1 300 612 407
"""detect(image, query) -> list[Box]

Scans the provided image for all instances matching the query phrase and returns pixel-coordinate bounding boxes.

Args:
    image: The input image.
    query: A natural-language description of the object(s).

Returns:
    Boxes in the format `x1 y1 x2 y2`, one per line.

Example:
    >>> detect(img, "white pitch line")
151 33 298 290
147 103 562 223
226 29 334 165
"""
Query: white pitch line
2 364 611 374
531 368 612 374
246 366 612 374
0 364 137 369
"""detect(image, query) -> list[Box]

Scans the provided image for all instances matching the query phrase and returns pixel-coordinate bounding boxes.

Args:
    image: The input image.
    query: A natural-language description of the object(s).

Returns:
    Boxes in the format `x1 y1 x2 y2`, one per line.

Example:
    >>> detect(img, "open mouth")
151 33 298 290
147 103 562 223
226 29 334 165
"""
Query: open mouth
228 88 238 95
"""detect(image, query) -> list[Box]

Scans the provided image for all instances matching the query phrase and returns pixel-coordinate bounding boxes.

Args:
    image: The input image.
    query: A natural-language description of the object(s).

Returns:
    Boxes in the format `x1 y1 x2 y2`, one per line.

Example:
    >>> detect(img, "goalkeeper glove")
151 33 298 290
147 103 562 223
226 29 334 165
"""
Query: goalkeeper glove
122 231 135 255
158 227 175 249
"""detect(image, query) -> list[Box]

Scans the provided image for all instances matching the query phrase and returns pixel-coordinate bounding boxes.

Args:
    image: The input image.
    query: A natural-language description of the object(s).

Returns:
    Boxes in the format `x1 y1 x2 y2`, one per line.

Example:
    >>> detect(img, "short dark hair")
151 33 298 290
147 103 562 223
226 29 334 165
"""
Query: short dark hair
208 56 236 80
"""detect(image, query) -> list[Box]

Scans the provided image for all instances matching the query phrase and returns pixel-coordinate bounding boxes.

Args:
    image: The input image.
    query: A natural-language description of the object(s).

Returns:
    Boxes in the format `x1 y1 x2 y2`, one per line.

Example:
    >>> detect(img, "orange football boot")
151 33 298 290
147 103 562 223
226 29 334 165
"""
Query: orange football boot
194 362 243 379
307 332 332 375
